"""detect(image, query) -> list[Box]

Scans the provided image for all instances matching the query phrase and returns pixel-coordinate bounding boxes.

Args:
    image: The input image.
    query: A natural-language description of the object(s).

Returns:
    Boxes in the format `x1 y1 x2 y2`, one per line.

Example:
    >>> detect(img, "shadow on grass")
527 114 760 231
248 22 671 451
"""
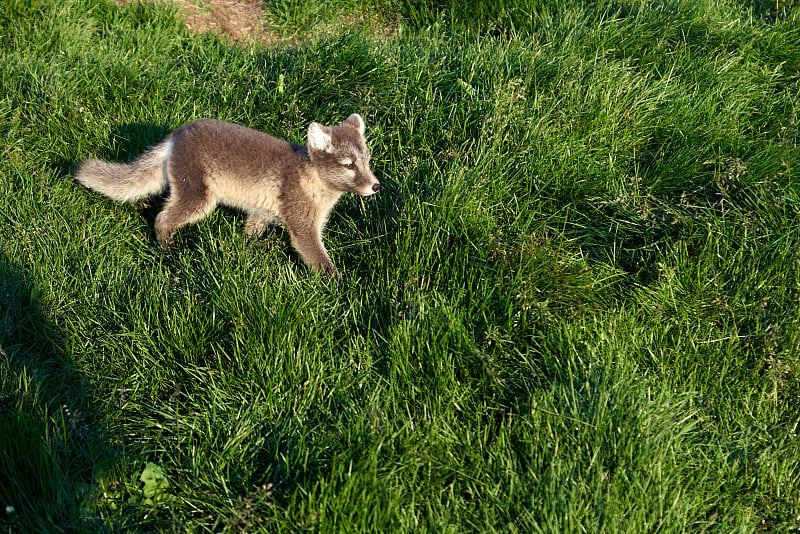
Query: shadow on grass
54 122 173 181
0 256 117 529
100 122 173 163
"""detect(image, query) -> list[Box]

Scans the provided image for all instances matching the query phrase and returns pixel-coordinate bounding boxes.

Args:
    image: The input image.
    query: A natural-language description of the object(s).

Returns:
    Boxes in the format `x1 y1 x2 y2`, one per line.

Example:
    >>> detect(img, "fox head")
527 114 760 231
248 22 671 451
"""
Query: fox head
307 114 381 197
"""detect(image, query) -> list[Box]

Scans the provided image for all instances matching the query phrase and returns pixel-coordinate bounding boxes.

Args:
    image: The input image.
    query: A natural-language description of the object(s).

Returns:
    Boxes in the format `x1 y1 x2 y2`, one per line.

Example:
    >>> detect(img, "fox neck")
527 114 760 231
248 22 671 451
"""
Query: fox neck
300 160 344 214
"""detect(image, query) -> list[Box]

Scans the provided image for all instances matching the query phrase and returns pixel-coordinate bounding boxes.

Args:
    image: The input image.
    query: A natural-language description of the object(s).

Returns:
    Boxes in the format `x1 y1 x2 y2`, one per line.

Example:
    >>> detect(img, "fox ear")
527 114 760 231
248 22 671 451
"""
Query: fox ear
308 122 332 152
344 113 365 135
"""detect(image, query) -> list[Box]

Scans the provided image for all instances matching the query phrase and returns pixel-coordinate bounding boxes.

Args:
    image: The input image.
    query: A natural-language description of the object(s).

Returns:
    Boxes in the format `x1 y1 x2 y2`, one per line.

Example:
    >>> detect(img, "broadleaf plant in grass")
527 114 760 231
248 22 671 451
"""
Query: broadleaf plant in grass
1 0 799 531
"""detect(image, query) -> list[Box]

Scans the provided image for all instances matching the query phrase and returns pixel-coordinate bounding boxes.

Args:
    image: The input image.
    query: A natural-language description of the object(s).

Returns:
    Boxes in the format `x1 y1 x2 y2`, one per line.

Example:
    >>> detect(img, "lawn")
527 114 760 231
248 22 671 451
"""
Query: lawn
1 0 799 531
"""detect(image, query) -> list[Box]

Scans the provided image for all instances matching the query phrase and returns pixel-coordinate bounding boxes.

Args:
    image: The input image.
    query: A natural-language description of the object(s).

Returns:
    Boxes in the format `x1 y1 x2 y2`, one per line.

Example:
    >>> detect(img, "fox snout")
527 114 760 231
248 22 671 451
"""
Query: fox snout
359 173 381 196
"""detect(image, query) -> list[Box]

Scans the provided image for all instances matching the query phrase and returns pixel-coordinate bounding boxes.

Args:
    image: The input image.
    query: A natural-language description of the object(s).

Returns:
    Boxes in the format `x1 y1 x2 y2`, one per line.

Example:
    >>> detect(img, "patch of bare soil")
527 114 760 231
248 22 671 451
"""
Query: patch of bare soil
175 0 275 43
122 0 276 44
123 0 397 45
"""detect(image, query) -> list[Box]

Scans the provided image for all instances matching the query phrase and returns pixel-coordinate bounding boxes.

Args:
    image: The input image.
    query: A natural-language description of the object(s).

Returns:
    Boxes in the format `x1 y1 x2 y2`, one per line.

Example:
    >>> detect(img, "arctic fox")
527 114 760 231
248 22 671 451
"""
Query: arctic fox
75 114 381 278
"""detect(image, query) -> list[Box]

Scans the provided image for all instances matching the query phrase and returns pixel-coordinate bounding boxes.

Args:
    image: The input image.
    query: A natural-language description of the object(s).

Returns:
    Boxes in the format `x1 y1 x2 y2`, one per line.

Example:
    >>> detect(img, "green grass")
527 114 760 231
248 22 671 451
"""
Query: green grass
1 0 799 530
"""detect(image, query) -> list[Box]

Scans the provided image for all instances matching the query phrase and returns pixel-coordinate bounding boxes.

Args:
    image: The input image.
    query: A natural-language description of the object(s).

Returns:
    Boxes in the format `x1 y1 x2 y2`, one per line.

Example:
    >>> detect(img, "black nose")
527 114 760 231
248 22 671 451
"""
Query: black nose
372 183 382 192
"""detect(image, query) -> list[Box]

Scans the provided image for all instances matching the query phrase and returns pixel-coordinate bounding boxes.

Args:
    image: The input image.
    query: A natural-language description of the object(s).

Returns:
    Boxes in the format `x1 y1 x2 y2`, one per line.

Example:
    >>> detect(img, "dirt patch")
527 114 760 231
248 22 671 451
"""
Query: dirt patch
120 0 276 44
122 0 397 44
173 0 275 43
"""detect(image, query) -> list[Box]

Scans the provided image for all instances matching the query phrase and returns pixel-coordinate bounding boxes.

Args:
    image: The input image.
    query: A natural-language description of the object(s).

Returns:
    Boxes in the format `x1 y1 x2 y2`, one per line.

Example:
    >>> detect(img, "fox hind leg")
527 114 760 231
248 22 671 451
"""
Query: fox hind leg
155 194 216 245
154 166 216 245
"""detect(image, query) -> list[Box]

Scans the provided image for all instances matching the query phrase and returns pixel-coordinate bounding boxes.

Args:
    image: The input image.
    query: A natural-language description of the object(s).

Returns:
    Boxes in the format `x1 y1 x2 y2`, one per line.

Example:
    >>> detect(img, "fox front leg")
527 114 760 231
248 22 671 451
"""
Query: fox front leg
288 228 340 280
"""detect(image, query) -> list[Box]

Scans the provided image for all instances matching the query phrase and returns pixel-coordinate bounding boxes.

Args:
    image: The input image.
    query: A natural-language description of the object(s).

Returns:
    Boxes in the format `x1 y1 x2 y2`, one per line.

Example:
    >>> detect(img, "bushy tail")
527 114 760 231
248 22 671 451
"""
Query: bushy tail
75 139 172 203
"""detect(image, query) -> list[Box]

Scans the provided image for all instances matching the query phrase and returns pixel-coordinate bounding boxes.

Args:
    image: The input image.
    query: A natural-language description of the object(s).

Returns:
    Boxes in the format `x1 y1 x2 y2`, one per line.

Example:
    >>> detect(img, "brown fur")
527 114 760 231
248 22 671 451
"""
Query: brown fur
75 114 380 278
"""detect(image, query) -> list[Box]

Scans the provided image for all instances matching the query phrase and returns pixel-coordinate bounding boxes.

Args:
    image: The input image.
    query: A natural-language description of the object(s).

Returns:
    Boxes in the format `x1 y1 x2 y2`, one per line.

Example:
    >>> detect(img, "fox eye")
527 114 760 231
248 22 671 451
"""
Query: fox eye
344 162 356 170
